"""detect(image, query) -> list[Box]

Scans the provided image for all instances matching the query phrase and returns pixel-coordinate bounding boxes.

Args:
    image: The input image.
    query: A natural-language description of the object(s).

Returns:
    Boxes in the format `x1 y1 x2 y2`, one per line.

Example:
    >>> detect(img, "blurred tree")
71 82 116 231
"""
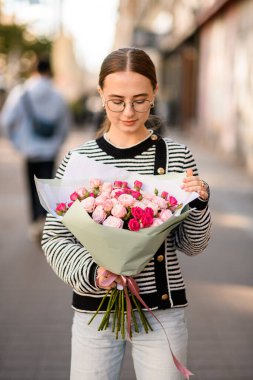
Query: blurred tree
0 24 51 56
0 23 52 89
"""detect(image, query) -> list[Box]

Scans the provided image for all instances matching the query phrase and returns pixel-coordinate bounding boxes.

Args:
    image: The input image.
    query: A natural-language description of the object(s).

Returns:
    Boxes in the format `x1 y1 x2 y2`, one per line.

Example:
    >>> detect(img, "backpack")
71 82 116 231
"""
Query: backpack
22 92 59 138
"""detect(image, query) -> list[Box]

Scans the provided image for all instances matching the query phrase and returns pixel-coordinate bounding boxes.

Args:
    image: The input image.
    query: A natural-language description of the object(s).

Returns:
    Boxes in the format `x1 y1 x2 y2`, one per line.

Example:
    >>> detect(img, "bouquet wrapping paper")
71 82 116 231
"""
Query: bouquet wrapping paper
62 199 191 275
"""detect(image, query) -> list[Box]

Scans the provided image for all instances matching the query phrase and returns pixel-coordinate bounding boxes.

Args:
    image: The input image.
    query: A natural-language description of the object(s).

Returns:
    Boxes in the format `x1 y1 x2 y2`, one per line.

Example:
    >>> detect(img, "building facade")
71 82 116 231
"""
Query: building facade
115 0 253 175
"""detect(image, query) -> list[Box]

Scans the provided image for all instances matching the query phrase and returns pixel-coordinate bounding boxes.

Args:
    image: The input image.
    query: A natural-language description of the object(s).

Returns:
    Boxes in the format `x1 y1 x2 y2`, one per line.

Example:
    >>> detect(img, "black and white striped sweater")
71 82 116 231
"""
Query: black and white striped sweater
42 133 211 312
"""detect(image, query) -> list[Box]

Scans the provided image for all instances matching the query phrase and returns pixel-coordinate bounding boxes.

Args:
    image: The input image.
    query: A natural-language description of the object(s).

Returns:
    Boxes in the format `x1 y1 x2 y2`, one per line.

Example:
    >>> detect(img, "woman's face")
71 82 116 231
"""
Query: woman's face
99 71 157 136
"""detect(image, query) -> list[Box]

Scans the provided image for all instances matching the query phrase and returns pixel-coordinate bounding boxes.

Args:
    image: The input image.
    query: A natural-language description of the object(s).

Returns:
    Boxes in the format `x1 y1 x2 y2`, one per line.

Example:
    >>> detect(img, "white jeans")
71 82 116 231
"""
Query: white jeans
70 308 188 380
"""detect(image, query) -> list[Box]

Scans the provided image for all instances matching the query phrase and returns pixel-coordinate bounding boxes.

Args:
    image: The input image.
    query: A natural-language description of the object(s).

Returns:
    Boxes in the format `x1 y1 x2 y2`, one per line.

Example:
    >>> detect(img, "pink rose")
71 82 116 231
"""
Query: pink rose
111 197 118 207
101 182 113 193
143 201 159 216
114 180 123 188
142 193 155 201
68 202 73 208
92 205 107 224
133 201 145 209
103 199 114 212
128 218 141 231
95 193 109 206
131 190 142 200
161 191 169 199
159 209 172 222
134 180 143 190
114 190 124 198
131 206 144 219
70 191 79 201
81 196 95 213
90 178 102 188
141 213 153 228
154 196 168 209
103 216 124 229
144 207 154 218
122 181 128 188
76 186 88 199
118 194 135 207
111 204 127 218
142 198 151 206
168 196 178 207
151 218 163 227
55 202 67 216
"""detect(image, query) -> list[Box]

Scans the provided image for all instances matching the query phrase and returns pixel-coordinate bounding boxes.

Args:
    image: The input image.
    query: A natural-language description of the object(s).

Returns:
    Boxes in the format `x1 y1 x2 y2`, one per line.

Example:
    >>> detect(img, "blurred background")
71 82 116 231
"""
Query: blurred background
1 0 253 172
0 1 253 380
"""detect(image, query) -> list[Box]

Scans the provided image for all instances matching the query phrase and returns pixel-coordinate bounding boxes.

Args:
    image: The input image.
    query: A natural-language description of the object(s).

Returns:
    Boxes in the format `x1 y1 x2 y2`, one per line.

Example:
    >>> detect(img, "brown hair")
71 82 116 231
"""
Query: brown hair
96 47 159 137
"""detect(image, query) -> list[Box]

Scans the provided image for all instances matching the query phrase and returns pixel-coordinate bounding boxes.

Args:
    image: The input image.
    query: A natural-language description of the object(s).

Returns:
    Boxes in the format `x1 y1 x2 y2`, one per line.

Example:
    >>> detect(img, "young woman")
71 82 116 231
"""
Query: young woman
42 47 211 380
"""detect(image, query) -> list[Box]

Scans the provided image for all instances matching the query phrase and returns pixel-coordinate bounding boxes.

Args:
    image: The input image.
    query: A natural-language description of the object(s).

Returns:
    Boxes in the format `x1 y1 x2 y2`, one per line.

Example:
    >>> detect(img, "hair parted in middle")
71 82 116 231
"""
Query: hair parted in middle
99 47 157 90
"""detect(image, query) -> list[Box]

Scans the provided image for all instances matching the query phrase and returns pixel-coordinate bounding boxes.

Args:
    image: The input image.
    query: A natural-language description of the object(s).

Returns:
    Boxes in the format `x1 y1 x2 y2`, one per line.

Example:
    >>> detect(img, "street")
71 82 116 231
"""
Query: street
0 125 253 380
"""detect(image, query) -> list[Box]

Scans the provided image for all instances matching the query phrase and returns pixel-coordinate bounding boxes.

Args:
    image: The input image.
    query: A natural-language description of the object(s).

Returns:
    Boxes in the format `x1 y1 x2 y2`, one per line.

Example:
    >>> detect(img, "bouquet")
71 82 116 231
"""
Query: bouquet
55 177 182 231
35 154 197 379
54 177 183 336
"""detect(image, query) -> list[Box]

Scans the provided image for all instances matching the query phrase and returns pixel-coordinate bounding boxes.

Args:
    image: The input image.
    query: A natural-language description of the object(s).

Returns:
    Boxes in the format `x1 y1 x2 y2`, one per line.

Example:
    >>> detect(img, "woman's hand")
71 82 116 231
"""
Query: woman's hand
181 168 209 201
96 267 119 290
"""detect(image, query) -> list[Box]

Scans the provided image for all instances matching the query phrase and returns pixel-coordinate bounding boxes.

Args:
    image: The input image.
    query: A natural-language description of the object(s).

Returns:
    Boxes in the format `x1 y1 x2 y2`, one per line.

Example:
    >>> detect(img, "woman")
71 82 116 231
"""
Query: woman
42 47 211 380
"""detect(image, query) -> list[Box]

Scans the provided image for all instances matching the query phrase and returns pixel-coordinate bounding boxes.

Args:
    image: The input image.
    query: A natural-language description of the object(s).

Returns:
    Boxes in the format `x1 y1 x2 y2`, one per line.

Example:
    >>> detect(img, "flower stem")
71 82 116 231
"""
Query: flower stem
131 296 139 333
98 288 118 331
120 290 125 339
116 293 121 339
112 292 119 333
88 290 110 325
131 295 153 333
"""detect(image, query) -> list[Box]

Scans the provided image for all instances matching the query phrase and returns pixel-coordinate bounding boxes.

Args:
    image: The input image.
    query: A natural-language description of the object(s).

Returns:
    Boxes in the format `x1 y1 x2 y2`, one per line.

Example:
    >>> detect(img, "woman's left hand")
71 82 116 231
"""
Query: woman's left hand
181 168 209 201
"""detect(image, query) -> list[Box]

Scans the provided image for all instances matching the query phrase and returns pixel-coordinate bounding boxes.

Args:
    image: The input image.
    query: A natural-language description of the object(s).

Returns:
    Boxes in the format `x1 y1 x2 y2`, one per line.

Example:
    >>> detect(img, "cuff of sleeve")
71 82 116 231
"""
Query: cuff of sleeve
189 197 208 210
89 262 99 288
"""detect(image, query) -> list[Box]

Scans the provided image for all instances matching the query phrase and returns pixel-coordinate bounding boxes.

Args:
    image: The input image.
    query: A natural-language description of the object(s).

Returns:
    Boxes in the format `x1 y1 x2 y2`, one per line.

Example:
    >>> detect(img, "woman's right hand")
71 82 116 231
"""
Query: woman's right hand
96 266 118 290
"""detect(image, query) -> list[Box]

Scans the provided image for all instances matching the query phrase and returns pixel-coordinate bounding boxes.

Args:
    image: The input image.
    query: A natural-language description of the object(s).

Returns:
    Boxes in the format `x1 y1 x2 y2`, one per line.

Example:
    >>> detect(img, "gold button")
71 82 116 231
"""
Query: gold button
161 294 169 301
157 167 165 175
157 255 164 262
151 134 158 141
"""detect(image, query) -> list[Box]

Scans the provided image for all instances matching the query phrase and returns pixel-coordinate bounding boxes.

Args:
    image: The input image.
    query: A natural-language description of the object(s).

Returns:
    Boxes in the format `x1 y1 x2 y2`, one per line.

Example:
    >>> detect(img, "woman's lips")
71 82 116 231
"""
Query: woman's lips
121 120 137 126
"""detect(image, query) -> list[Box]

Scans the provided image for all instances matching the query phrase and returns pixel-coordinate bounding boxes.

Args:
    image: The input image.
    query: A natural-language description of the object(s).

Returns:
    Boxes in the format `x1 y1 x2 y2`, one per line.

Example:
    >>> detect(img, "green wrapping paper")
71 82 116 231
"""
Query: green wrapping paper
62 200 191 275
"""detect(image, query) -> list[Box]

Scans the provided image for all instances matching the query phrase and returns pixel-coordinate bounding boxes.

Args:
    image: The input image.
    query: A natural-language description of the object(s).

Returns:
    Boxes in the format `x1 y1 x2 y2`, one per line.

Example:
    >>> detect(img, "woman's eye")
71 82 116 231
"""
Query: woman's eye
112 100 124 105
134 100 146 104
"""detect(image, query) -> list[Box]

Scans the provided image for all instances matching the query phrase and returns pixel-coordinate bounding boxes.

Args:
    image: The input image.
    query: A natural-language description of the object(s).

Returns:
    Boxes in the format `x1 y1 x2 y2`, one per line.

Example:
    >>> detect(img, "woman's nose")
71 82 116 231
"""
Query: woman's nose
122 102 135 116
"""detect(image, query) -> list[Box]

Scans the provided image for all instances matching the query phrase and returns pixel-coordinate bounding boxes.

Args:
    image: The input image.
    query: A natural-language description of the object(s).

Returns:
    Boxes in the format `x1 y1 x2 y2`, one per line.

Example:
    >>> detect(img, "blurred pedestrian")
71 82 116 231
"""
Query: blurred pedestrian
42 47 211 379
0 56 71 242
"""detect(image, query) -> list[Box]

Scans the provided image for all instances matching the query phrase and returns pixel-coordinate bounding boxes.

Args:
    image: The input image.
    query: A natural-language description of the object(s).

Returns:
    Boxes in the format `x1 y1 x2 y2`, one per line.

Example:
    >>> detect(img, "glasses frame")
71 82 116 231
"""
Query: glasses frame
105 99 154 113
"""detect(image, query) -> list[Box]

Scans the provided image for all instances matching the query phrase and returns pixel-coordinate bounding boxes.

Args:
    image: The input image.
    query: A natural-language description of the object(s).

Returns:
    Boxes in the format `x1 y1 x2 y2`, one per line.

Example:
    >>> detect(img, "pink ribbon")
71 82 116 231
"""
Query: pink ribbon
97 270 193 380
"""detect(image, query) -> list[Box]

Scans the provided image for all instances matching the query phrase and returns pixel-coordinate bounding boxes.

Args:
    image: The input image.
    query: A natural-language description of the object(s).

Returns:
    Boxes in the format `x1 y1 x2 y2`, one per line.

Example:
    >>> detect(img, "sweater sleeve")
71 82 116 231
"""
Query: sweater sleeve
174 146 212 256
41 151 99 294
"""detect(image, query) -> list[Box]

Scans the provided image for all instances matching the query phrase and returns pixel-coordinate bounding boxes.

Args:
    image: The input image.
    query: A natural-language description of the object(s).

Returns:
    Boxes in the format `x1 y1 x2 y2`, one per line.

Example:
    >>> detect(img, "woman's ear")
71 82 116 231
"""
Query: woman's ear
151 85 158 107
97 86 105 108
97 85 102 96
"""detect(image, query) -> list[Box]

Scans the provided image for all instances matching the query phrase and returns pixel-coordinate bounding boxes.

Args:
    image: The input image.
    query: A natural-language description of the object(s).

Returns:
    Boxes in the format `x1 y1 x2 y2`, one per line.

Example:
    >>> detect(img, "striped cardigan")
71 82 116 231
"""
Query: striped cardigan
42 132 211 312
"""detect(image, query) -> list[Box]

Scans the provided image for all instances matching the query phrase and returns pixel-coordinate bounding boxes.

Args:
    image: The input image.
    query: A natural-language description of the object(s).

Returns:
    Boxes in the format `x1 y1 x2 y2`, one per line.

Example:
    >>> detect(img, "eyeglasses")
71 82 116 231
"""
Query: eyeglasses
105 99 154 113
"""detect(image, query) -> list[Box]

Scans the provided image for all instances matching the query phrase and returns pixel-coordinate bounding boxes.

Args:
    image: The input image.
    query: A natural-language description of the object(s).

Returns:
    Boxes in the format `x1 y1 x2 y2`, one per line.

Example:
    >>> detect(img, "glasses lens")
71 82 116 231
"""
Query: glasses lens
133 100 151 112
107 100 124 112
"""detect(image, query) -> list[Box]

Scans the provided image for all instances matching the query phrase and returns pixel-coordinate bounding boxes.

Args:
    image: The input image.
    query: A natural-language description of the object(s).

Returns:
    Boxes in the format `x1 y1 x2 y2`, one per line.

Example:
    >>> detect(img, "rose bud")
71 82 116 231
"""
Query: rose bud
134 180 143 191
70 191 79 201
114 180 123 188
55 202 67 216
168 196 178 207
161 191 168 199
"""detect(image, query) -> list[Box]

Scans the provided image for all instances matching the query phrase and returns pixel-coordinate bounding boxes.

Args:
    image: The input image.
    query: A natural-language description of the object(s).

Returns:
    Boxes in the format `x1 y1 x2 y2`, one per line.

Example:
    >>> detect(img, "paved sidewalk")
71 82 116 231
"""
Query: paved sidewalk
0 125 253 380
